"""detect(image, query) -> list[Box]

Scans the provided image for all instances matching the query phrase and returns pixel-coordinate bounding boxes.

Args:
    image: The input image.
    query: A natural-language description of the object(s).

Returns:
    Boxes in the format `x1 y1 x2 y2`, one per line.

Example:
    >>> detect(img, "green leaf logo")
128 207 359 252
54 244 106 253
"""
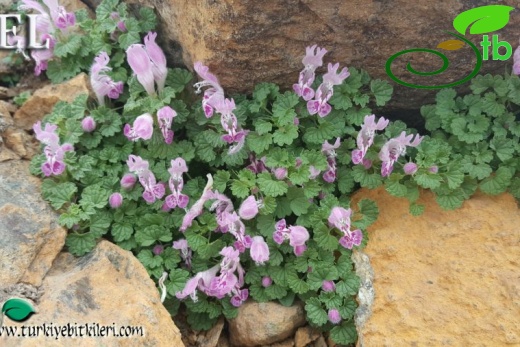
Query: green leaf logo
453 5 515 35
2 298 36 322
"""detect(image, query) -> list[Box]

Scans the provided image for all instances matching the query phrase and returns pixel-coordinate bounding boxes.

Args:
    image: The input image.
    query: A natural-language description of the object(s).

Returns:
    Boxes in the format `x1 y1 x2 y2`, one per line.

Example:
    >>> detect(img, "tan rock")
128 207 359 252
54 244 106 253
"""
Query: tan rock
3 128 27 157
294 326 321 347
0 240 185 347
218 335 231 347
312 336 327 347
352 187 520 346
14 73 92 130
138 0 519 111
270 339 295 347
0 145 20 162
228 301 306 346
198 316 225 347
0 160 67 287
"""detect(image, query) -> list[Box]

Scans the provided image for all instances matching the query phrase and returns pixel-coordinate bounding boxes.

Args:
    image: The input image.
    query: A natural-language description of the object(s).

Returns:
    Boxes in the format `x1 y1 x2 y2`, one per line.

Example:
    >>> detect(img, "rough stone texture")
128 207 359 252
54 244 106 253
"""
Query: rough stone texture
13 73 92 130
197 316 225 347
352 187 520 346
294 326 321 347
228 301 307 346
129 0 519 112
0 160 67 287
0 240 185 347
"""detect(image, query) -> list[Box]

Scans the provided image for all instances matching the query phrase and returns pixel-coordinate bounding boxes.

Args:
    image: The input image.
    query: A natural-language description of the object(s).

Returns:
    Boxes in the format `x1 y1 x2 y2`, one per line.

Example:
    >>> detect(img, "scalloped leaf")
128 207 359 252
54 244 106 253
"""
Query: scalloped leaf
452 5 514 35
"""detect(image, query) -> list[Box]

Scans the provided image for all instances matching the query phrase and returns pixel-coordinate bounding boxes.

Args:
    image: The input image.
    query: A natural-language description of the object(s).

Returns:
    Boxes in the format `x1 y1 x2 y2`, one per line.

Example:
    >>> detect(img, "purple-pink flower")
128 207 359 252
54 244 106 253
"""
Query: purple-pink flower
273 219 309 256
81 116 96 132
90 52 124 106
352 115 389 165
193 62 225 118
124 113 154 142
120 173 137 189
328 309 341 324
126 32 167 95
250 236 269 265
322 138 340 183
307 63 350 117
404 162 418 175
328 207 362 249
33 121 73 176
165 158 189 209
173 239 192 269
379 131 423 177
126 155 165 203
322 280 336 292
180 174 214 231
293 45 327 101
238 195 260 220
109 192 123 208
157 106 176 144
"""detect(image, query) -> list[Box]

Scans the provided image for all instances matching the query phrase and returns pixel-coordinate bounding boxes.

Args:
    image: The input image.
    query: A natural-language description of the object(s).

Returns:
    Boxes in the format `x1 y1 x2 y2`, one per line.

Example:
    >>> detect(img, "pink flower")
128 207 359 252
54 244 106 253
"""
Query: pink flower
238 195 259 220
322 138 340 183
322 280 335 292
293 45 327 101
126 155 149 174
33 121 73 176
328 207 363 249
173 239 192 269
404 162 418 175
352 115 389 165
153 244 164 255
126 32 167 95
157 106 176 144
176 265 220 301
250 236 269 265
109 192 123 208
165 158 189 209
307 63 350 117
262 276 272 287
379 131 423 177
90 52 124 105
124 113 154 142
180 174 214 231
120 173 137 189
273 220 309 256
81 116 96 132
273 167 288 180
193 62 225 118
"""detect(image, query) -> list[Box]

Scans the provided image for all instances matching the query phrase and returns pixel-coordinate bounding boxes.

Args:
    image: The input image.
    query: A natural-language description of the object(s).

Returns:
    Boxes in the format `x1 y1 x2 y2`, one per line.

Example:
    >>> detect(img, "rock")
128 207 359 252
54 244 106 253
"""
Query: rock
217 335 231 347
312 336 327 347
13 73 92 130
0 146 20 162
294 326 321 347
136 0 519 112
0 160 67 287
270 339 294 347
197 316 225 347
228 301 306 346
352 187 520 346
0 101 14 132
0 240 185 347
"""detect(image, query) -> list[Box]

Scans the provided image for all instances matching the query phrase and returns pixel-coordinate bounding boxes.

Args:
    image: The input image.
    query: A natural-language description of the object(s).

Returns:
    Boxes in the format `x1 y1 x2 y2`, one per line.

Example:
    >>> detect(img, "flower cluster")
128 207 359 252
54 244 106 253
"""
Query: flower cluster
90 52 124 106
19 0 76 75
351 115 389 166
126 155 165 203
33 121 73 176
294 45 350 117
193 62 248 154
273 219 310 256
126 32 167 95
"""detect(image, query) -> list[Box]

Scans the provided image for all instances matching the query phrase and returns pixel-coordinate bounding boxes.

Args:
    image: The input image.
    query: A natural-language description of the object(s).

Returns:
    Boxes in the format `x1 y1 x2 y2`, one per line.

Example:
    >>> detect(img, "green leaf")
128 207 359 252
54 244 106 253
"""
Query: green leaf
490 138 516 161
385 176 408 197
330 321 357 345
287 275 310 294
65 232 96 256
135 225 172 247
255 120 273 135
435 190 465 210
112 223 134 242
273 125 298 146
287 187 311 216
272 92 298 126
166 269 190 295
89 212 112 236
41 180 77 210
352 165 382 189
138 7 157 32
137 249 162 268
247 133 273 154
453 5 514 35
313 223 338 252
370 79 393 106
336 273 360 297
213 170 231 192
96 0 119 19
2 298 35 322
257 173 288 197
53 35 82 57
305 297 328 326
479 166 513 195
409 203 425 216
356 199 379 229
415 171 443 189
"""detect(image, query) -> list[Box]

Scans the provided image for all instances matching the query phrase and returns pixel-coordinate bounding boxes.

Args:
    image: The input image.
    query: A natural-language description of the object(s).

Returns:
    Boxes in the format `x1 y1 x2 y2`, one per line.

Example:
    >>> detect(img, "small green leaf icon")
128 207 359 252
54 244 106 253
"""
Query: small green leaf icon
453 5 514 35
2 298 36 322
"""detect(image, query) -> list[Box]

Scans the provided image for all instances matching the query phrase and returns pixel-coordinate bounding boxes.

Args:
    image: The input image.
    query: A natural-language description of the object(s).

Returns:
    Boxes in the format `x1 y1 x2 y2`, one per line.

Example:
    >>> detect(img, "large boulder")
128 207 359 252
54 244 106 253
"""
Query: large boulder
0 240 185 347
127 0 519 111
352 187 520 346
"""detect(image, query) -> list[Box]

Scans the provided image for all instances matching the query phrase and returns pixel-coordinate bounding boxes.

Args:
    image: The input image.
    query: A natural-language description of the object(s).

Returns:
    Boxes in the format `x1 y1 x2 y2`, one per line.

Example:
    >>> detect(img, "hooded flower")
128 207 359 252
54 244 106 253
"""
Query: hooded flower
293 45 327 101
33 121 73 176
126 32 167 95
165 158 189 209
126 155 164 203
173 239 192 269
307 63 350 117
157 106 176 144
124 113 154 142
379 131 423 177
90 52 124 105
250 236 269 265
328 207 363 249
175 265 220 301
322 138 340 183
180 174 214 231
193 62 225 118
238 195 260 220
352 115 389 164
273 219 309 256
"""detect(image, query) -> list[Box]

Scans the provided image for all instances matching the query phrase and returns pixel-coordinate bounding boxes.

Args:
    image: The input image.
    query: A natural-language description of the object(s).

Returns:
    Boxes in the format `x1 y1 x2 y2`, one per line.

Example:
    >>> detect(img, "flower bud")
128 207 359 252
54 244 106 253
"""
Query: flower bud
153 244 164 255
404 162 418 175
109 192 123 208
261 276 272 288
322 280 335 292
362 158 373 169
120 173 137 189
238 195 259 220
328 309 341 324
293 117 300 125
81 116 96 132
250 236 269 265
429 165 439 174
274 167 287 180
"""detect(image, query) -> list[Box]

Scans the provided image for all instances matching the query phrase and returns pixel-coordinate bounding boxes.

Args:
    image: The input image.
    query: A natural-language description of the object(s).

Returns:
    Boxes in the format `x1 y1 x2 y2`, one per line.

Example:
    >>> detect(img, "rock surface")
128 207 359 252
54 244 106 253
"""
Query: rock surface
131 0 519 111
228 301 307 346
0 160 67 287
0 240 185 347
352 187 520 346
13 73 92 130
